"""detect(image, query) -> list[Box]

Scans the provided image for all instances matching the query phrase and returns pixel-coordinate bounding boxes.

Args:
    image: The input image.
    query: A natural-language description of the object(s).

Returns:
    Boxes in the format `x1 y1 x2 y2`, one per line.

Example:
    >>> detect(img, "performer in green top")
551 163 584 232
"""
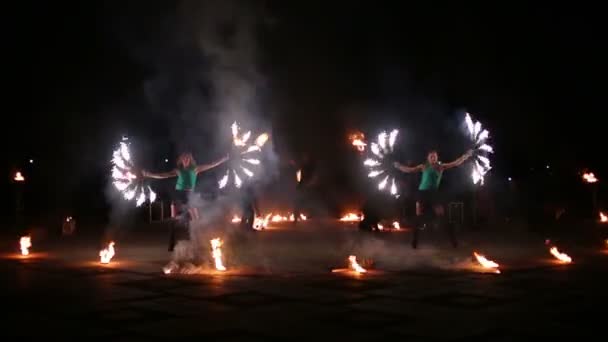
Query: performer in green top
143 152 227 251
394 149 472 249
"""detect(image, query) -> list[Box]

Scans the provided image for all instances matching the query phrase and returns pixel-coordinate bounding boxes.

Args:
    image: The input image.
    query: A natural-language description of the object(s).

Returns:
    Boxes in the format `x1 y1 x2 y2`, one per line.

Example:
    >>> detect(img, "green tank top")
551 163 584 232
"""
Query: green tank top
175 166 197 191
418 163 443 191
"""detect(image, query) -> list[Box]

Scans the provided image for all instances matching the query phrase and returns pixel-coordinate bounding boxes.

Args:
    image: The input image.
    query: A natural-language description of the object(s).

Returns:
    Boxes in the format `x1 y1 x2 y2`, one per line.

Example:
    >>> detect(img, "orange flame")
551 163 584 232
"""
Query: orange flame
14 171 25 182
377 224 384 230
392 221 401 229
582 172 598 183
20 236 31 256
348 255 366 273
211 238 226 271
299 214 307 220
600 212 607 223
340 213 364 222
99 242 115 264
349 132 366 152
550 246 572 263
473 252 500 273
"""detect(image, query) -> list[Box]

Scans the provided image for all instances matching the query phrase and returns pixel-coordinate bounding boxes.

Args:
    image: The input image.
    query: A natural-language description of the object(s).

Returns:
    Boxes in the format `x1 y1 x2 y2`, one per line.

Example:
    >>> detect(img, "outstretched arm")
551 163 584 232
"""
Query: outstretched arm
394 162 424 173
195 155 229 174
441 150 473 170
142 169 177 179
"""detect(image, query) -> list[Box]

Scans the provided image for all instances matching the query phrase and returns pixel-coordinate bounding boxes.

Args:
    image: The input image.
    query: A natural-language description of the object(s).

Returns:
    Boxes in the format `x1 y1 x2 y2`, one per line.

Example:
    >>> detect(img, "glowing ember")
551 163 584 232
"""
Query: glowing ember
600 212 607 223
549 246 572 263
340 213 364 222
348 255 367 273
392 221 400 229
99 242 115 264
210 238 226 271
296 169 302 183
300 214 307 220
349 132 367 152
583 172 598 183
14 171 25 182
20 236 31 256
473 252 500 273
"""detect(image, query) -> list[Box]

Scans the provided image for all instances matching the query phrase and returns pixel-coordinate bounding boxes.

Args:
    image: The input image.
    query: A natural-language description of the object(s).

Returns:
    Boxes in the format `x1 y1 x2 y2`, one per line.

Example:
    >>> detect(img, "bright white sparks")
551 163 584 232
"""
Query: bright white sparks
363 128 400 197
111 138 156 206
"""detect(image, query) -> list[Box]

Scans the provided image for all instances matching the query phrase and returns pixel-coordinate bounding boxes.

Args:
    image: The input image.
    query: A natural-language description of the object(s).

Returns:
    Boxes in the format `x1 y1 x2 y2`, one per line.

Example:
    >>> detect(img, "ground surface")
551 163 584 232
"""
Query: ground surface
2 219 607 340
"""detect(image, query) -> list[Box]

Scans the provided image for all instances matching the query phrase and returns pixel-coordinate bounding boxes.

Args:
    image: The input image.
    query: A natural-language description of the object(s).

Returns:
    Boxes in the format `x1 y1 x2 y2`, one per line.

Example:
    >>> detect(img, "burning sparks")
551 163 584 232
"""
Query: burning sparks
348 255 367 273
549 246 572 263
340 213 364 222
232 212 305 228
210 238 226 271
582 172 598 183
465 113 493 185
99 242 115 264
349 132 367 152
362 129 400 197
20 236 31 256
473 252 500 274
600 212 607 223
14 171 25 182
222 122 268 189
111 137 156 207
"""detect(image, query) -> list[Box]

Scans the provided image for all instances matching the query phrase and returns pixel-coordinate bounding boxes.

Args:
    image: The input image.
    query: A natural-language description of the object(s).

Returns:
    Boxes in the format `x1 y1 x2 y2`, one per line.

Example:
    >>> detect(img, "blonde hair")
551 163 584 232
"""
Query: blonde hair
177 152 197 168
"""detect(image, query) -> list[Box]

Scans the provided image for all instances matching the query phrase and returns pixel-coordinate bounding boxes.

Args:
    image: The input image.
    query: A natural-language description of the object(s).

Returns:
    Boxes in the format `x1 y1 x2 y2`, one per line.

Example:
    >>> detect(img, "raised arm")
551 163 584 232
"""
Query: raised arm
195 155 229 174
394 162 424 173
441 150 473 170
142 169 177 179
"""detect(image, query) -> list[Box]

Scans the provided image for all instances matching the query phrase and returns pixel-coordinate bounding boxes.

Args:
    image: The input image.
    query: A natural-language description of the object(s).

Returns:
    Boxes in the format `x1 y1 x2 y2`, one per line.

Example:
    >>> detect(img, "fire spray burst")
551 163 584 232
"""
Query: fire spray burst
210 238 226 271
219 122 268 189
111 137 156 207
99 242 115 264
363 129 401 197
20 236 31 256
464 113 493 185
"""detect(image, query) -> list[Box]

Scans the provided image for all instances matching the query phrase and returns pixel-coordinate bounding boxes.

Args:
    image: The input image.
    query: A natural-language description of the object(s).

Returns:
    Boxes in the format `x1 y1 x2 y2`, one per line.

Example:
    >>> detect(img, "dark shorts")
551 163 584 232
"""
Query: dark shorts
417 190 443 208
171 190 191 208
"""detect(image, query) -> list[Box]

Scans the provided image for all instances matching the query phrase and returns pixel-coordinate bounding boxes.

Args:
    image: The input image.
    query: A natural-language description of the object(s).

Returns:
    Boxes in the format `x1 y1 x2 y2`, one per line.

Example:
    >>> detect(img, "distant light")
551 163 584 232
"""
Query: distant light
29 159 34 164
546 165 550 169
508 177 512 182
164 158 169 163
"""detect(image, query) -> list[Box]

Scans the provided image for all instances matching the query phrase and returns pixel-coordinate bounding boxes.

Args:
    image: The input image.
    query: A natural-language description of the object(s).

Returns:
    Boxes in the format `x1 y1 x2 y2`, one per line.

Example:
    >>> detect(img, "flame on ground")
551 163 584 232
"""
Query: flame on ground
473 252 500 273
600 212 607 223
583 172 598 183
211 238 226 271
550 246 572 263
20 236 31 256
392 221 400 229
377 224 384 230
340 213 364 222
348 255 367 273
231 215 242 223
99 242 115 264
14 171 25 182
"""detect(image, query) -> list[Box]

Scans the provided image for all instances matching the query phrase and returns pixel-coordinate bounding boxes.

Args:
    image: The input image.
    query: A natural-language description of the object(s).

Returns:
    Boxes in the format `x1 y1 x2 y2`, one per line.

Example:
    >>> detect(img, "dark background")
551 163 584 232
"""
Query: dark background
3 1 605 227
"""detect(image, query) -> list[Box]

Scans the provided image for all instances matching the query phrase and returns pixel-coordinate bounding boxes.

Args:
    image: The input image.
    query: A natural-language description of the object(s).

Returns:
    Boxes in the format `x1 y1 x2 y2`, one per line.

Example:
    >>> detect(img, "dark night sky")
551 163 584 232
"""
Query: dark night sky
3 1 606 218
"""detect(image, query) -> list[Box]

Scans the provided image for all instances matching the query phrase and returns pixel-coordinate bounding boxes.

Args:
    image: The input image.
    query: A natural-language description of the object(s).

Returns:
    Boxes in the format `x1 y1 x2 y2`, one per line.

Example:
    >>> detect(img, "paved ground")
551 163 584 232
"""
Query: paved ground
2 220 607 340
